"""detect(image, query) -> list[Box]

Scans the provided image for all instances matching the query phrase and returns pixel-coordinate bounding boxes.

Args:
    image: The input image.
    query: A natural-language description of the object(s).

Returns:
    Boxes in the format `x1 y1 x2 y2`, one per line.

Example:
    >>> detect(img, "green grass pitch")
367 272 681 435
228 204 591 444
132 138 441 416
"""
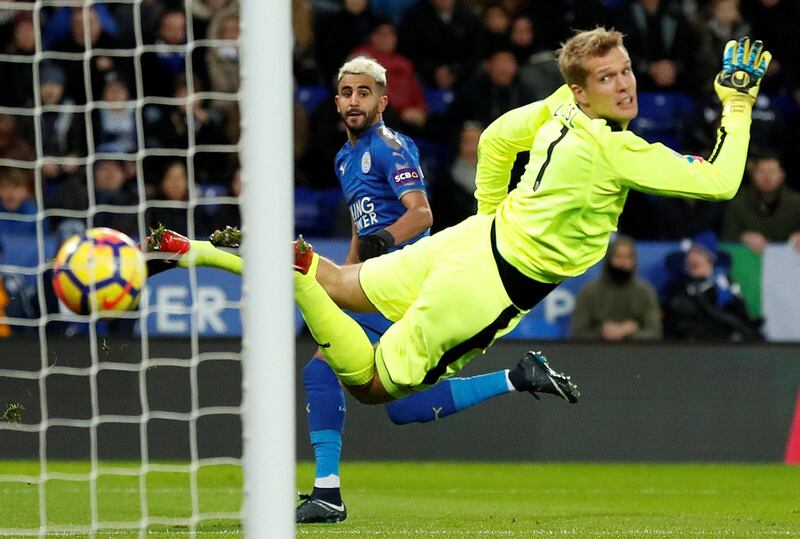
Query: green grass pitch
0 461 798 537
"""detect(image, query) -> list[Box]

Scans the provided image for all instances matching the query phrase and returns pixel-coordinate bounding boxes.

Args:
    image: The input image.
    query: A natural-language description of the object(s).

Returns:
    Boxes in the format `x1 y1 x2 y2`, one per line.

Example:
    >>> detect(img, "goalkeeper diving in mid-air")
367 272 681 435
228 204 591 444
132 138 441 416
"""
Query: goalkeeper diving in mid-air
150 21 770 468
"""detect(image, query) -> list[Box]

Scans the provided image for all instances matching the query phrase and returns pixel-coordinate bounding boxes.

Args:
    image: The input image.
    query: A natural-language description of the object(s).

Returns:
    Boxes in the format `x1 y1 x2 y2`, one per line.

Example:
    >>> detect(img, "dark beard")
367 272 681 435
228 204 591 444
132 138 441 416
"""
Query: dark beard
607 265 634 285
342 107 379 137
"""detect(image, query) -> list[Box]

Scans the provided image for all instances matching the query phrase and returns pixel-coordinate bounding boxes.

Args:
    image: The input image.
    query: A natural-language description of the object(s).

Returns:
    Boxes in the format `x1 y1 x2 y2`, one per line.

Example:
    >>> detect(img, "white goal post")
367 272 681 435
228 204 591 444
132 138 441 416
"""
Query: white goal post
240 0 295 536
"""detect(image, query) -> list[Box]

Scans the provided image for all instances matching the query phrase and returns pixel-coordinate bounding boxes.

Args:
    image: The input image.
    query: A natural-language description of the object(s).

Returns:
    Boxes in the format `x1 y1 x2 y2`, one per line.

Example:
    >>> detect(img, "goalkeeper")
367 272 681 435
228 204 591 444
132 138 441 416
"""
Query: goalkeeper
155 29 770 404
289 29 771 404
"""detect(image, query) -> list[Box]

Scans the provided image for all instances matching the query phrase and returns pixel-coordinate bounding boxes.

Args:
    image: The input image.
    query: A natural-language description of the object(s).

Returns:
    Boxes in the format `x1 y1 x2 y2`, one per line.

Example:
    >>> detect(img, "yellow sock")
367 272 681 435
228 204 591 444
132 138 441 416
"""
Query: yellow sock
178 240 243 275
295 253 375 386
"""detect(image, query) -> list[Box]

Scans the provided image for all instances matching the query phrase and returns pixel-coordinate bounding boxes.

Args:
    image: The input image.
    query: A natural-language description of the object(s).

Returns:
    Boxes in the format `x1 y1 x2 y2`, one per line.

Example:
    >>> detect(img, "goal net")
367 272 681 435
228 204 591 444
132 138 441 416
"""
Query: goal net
0 0 293 536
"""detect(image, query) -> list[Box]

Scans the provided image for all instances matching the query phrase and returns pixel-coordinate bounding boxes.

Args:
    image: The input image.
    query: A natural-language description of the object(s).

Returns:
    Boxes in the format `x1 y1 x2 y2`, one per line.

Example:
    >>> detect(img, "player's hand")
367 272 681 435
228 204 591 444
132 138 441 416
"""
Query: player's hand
714 37 772 108
358 230 395 261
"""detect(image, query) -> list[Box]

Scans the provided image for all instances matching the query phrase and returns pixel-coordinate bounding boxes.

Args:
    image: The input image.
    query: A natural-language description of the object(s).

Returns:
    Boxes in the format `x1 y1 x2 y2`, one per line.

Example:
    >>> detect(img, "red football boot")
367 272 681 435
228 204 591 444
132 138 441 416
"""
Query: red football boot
293 235 314 274
144 224 192 277
146 224 191 255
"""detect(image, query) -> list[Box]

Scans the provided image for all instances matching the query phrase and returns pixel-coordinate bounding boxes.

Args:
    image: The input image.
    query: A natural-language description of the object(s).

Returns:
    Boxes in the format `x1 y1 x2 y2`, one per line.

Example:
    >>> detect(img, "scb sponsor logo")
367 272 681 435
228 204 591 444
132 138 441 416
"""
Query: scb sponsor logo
393 168 420 185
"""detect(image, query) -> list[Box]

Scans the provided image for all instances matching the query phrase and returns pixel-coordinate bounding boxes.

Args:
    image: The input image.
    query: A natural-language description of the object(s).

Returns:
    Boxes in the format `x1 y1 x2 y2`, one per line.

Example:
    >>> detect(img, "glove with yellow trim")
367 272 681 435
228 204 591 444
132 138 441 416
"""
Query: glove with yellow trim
714 37 772 111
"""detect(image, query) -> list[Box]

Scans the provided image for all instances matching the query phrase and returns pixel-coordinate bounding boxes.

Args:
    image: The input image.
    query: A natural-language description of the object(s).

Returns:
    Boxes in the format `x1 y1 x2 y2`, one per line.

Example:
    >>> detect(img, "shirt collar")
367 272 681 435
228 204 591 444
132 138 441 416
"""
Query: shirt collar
348 120 384 148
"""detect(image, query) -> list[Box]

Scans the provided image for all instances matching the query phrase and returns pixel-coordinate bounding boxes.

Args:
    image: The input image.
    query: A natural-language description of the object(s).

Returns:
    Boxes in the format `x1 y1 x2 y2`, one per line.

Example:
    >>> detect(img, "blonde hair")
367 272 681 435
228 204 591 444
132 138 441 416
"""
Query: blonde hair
557 28 626 86
337 56 387 89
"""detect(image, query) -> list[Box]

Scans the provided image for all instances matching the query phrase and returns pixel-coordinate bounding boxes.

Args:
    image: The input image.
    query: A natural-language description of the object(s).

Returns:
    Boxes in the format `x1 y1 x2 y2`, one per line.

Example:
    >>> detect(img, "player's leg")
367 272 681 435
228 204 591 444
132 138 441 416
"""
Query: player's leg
297 352 347 523
385 350 578 424
144 227 242 275
296 311 392 523
294 241 393 403
385 371 515 423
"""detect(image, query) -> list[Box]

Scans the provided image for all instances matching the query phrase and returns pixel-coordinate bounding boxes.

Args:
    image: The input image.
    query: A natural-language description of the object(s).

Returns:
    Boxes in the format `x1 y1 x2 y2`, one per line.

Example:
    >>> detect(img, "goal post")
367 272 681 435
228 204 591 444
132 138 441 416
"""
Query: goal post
239 0 295 536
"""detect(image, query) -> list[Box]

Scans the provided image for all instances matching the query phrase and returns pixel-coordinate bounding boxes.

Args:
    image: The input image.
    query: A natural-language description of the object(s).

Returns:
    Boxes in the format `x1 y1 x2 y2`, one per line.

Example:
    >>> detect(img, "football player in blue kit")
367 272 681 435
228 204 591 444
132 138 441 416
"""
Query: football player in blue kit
296 56 570 524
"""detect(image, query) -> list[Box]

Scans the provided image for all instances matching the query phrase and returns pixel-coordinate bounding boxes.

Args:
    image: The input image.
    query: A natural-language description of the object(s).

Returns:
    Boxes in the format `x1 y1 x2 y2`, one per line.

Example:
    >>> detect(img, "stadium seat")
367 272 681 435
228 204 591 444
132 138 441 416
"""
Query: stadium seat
663 242 732 280
296 85 331 114
1 233 58 289
424 88 455 116
630 92 694 150
294 187 343 237
413 137 452 179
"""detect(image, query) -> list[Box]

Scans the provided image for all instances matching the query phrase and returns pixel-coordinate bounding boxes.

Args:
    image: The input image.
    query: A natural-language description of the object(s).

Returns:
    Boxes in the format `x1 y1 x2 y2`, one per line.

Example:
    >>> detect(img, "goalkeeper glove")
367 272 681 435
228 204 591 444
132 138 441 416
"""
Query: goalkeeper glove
358 229 395 261
714 37 772 112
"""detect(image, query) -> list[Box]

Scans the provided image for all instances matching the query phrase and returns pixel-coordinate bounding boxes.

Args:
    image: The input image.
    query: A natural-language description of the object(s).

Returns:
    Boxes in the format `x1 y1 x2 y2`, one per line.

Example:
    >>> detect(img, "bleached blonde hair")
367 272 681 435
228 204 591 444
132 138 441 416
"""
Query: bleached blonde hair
337 56 387 89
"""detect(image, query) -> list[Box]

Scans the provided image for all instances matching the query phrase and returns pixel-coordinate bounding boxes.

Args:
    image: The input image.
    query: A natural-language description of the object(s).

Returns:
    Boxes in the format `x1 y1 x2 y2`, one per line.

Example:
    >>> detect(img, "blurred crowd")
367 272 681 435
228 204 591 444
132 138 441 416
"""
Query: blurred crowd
0 0 242 243
292 0 800 244
0 0 798 339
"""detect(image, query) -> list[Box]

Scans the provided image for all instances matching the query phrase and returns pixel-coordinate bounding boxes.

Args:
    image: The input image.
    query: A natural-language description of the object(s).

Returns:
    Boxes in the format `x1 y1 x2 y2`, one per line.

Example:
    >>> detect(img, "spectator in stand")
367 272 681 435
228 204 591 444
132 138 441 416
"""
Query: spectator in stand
0 7 20 48
48 6 129 105
0 167 36 237
294 0 321 85
508 14 536 65
313 0 373 84
297 92 348 190
430 122 481 231
113 0 165 48
93 73 137 153
55 150 140 239
614 0 702 94
39 61 83 185
146 160 195 237
449 49 533 127
352 18 428 129
141 9 188 97
0 12 35 107
144 75 230 185
192 0 235 44
662 233 761 341
695 0 750 88
515 14 563 101
722 152 800 254
397 0 483 90
0 242 39 335
570 235 662 342
741 0 800 97
0 114 34 167
42 4 119 50
481 3 512 57
206 3 240 104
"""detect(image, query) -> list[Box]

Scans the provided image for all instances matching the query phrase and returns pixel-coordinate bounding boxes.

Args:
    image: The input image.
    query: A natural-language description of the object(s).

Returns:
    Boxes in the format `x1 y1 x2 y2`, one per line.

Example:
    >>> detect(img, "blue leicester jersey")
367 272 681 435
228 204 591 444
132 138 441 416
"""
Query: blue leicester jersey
335 121 429 248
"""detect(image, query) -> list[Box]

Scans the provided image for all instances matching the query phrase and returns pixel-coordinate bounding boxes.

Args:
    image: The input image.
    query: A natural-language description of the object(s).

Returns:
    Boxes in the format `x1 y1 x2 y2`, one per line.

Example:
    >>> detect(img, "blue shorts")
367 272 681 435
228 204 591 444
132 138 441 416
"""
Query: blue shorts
347 311 391 342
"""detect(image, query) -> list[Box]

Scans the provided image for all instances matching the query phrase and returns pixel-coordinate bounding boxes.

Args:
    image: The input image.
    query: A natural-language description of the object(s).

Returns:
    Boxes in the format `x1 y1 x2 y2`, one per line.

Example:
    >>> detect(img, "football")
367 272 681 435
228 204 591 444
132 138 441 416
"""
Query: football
52 227 147 315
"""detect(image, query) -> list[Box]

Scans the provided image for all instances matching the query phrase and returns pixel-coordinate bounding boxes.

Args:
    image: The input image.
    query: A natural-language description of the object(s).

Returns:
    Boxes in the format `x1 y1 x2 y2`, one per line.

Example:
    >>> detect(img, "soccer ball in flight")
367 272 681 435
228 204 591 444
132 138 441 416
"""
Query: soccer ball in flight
52 227 147 315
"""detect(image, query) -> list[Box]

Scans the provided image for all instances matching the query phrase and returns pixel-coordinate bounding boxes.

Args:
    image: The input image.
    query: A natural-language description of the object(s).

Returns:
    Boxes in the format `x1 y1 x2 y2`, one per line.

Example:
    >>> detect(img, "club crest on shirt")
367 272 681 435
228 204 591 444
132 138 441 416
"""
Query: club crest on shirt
361 151 371 173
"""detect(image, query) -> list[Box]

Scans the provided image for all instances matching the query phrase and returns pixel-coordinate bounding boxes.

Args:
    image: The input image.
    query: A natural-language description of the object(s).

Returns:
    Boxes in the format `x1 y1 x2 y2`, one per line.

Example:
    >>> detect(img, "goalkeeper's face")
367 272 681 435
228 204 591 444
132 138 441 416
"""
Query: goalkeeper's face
571 46 638 126
336 74 388 136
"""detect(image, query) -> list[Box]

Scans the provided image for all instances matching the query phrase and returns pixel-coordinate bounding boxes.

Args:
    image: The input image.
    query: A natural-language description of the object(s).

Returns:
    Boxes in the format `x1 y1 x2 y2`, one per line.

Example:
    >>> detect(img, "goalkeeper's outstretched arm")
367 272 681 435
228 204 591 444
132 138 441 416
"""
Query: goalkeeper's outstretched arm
613 37 772 200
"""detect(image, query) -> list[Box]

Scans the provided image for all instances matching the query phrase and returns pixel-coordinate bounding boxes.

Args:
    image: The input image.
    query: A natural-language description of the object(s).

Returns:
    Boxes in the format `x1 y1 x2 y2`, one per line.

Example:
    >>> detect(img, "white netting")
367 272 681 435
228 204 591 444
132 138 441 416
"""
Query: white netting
0 1 246 536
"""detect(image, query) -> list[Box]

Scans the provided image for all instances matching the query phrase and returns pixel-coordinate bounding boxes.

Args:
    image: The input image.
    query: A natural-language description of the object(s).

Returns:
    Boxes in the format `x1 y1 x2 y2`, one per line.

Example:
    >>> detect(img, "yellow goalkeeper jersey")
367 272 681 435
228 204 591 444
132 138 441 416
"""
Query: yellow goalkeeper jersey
476 85 752 283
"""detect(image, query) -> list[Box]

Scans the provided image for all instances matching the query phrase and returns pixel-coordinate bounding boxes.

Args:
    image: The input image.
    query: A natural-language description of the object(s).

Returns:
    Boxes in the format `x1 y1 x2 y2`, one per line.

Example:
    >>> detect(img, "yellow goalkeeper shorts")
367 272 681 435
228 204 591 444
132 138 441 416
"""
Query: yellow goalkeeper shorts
359 213 527 398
